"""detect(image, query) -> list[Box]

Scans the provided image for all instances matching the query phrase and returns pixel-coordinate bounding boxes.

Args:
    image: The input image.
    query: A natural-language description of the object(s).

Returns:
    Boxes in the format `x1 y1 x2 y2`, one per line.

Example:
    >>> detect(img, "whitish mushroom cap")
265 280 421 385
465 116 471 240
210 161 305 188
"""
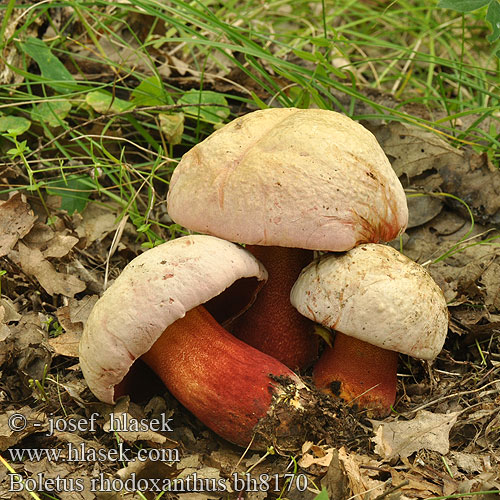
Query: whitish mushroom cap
167 108 408 251
290 244 448 360
79 235 268 403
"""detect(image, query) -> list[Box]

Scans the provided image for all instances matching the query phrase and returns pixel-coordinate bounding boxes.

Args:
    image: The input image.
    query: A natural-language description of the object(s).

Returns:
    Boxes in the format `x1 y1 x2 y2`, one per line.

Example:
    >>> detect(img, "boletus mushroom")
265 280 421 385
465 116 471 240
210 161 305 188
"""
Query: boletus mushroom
290 243 449 417
79 235 311 449
167 108 408 370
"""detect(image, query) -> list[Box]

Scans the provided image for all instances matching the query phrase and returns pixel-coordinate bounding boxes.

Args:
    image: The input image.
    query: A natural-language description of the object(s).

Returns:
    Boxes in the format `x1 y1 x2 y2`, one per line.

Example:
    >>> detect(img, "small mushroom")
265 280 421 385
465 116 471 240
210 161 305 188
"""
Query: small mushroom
79 235 309 449
290 243 449 417
167 108 408 370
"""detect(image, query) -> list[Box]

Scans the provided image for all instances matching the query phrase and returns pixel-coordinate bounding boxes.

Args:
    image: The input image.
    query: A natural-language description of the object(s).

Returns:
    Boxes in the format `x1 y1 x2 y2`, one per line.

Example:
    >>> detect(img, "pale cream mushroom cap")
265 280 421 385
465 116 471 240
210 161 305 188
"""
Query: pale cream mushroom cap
290 244 448 360
79 235 267 404
167 108 408 251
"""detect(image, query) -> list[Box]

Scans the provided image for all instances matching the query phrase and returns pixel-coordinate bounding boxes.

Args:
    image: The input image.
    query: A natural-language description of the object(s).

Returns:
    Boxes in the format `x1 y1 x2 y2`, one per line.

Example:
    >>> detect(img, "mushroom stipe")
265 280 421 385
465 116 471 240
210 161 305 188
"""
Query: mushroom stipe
230 245 318 370
313 333 399 417
140 304 308 448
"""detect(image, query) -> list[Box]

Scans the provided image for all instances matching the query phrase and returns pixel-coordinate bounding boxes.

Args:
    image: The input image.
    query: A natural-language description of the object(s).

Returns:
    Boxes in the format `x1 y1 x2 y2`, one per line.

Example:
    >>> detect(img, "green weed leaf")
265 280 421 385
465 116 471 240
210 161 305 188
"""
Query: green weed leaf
31 101 72 128
437 0 491 12
177 90 230 124
86 90 134 114
131 75 173 106
313 488 330 500
19 37 78 93
292 48 318 62
0 115 31 136
486 0 500 41
46 175 93 214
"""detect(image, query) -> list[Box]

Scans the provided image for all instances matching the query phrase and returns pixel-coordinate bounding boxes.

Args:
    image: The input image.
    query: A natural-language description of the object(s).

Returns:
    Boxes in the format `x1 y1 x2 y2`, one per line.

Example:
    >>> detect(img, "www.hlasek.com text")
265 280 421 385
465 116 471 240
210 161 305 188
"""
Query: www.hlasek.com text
7 442 179 463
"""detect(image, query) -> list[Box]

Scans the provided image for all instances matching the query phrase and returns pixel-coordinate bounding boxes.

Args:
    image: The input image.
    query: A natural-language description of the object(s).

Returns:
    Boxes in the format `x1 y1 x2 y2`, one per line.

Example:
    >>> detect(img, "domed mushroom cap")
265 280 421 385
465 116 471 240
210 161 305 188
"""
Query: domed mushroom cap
290 244 448 360
79 235 268 403
167 108 408 251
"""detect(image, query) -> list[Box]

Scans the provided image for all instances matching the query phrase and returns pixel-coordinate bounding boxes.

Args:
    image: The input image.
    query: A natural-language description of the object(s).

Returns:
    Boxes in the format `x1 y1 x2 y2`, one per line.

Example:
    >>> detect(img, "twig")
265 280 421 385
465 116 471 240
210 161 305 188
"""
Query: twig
373 480 410 500
405 378 500 414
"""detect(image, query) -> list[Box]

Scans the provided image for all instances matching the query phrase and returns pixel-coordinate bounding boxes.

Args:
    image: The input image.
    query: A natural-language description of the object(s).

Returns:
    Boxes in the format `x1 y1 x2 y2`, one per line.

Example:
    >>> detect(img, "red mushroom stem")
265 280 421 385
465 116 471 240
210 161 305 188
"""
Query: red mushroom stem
139 304 307 448
313 332 399 417
229 246 318 371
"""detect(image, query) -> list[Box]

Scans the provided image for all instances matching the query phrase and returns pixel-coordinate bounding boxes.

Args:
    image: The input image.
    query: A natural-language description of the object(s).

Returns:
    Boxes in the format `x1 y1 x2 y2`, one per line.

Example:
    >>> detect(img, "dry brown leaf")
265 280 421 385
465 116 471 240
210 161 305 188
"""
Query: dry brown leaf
321 449 349 500
429 209 466 236
56 305 82 336
24 458 94 500
42 232 79 258
390 468 442 498
171 55 189 75
177 454 201 469
66 259 103 294
0 305 13 366
177 494 221 500
322 447 387 500
0 193 37 258
373 122 500 223
116 457 176 479
372 410 459 460
18 242 86 297
299 442 334 468
176 467 224 500
0 406 48 451
75 199 118 247
407 194 443 228
9 311 45 349
1 298 20 323
450 451 487 474
8 313 52 382
374 121 465 178
245 493 268 500
400 214 500 310
459 470 500 497
24 222 56 247
480 262 500 310
48 331 81 358
56 295 99 336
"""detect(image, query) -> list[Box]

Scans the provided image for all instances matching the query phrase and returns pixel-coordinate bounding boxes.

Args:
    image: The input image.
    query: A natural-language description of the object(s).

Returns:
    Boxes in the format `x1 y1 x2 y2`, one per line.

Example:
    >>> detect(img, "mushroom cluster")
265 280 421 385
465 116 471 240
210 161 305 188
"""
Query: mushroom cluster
79 107 449 449
167 107 408 371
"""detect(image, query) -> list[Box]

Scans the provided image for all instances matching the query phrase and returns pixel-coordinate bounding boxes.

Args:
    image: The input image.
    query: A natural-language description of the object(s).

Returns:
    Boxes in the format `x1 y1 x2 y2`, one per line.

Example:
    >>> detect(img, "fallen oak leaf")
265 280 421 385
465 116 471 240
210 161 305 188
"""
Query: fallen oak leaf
372 122 500 223
75 203 118 247
56 295 99 337
23 222 78 258
18 242 85 297
298 442 334 468
371 410 459 460
48 330 81 358
0 305 13 366
321 447 387 500
0 192 37 258
42 232 79 259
